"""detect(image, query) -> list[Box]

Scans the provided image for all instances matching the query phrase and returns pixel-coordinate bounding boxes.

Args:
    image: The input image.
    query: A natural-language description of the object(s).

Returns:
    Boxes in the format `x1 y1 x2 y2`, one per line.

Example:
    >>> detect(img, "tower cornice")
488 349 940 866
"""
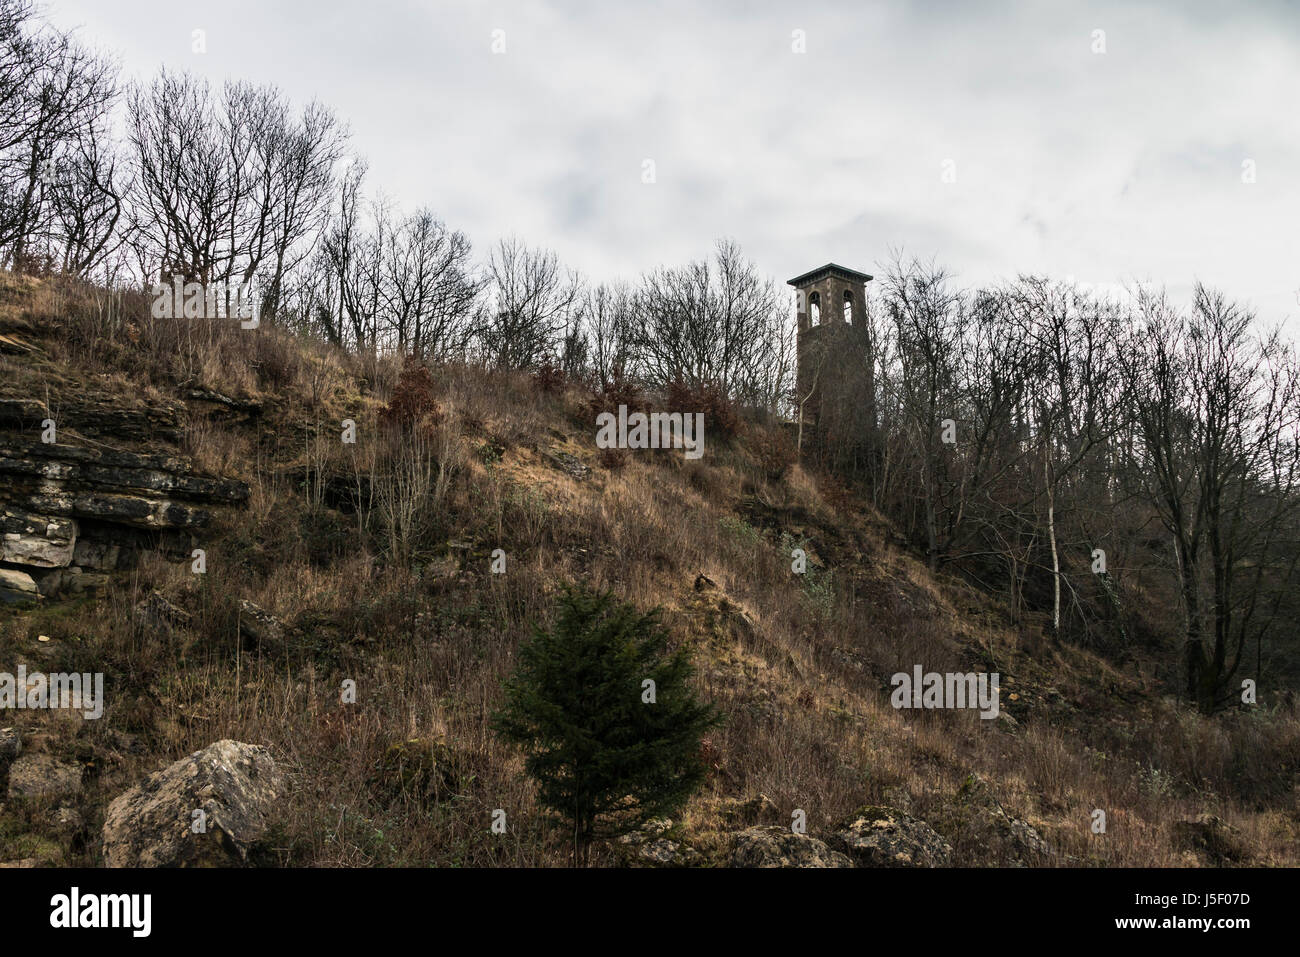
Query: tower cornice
786 263 874 287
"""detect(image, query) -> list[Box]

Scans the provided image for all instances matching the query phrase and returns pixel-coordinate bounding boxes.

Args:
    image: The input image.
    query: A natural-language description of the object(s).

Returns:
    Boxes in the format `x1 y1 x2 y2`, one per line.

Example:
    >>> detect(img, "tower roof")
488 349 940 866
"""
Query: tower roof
786 262 874 287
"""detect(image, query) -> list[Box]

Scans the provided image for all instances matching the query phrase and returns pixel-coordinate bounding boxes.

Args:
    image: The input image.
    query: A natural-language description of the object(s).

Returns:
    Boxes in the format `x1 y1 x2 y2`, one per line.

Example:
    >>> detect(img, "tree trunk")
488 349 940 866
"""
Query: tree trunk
925 495 938 572
1174 537 1214 712
1008 557 1019 625
1046 455 1060 634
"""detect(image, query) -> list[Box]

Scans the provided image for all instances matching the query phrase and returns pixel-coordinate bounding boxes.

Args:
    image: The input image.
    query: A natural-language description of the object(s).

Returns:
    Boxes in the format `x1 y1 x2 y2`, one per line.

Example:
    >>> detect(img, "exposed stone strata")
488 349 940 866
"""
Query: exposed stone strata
0 509 76 566
0 394 249 598
0 395 185 444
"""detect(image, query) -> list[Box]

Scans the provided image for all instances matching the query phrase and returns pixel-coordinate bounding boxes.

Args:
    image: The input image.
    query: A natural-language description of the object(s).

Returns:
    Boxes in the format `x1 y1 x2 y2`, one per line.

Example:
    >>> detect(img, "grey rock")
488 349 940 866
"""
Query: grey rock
101 739 284 867
833 806 953 867
238 600 284 649
616 817 700 865
1172 813 1245 865
184 389 263 417
0 511 76 567
729 826 853 868
617 817 673 843
72 538 121 571
31 567 68 596
638 838 698 865
544 448 590 479
67 571 109 595
0 727 19 766
0 567 39 604
0 396 185 444
7 753 82 800
53 804 85 833
957 773 1054 863
135 591 191 639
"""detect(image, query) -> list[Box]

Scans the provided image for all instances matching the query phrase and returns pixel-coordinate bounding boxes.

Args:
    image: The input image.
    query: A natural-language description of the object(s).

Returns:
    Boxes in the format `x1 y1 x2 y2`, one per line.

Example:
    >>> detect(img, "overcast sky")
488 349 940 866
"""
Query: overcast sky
44 0 1300 322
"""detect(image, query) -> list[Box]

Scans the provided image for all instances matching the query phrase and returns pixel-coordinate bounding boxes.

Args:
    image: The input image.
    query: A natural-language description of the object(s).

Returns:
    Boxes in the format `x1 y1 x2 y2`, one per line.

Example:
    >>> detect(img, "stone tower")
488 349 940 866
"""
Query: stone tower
788 263 874 440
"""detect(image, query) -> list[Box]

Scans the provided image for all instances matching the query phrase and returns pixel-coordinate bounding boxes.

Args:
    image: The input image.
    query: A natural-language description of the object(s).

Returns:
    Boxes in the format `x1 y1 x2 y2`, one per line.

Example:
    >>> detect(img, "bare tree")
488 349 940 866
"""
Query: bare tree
379 208 479 359
478 236 581 370
0 0 117 269
585 281 634 390
124 70 230 282
48 113 121 277
1125 284 1300 711
631 238 783 402
882 255 966 571
235 88 346 315
318 158 375 349
124 70 343 294
994 278 1130 634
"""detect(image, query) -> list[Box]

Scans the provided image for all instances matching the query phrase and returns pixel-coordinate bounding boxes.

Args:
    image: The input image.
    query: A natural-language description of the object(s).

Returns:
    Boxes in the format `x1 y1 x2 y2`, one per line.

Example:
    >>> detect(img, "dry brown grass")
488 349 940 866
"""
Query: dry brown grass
1 271 1298 868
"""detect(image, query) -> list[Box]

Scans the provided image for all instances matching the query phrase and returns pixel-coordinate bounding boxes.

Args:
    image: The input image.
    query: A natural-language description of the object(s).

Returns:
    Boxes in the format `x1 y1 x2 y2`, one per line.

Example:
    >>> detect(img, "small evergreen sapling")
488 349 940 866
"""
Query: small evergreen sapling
493 585 719 864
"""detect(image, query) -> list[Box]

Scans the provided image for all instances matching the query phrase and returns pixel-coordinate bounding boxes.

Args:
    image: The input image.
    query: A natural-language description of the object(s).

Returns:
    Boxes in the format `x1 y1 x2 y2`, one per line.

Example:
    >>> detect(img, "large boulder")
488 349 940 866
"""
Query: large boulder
833 806 953 867
101 739 284 867
728 826 853 868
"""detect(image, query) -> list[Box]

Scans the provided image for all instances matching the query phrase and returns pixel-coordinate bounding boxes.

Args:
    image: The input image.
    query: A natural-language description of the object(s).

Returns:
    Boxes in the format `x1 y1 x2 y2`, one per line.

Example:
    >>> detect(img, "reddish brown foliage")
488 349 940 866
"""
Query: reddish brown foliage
532 358 566 395
381 356 443 432
584 369 643 420
664 380 739 440
751 425 798 482
597 446 628 470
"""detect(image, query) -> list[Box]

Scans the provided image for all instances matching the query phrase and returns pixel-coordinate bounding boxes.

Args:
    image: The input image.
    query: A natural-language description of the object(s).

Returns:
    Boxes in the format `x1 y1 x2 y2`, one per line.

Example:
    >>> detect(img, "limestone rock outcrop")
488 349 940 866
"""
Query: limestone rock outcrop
0 393 249 600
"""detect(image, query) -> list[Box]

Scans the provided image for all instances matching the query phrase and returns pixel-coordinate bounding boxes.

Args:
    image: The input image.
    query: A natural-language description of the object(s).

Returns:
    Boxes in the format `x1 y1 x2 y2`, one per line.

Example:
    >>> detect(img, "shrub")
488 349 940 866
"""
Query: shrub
665 379 739 440
298 504 349 567
492 585 720 864
380 356 443 433
368 736 463 806
532 357 566 395
584 369 642 420
597 446 627 471
751 424 798 481
476 439 505 466
254 329 301 391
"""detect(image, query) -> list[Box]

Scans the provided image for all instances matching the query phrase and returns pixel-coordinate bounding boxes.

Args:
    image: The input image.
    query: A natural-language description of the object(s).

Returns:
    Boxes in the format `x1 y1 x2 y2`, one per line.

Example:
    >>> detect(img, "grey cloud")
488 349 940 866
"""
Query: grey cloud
45 0 1300 322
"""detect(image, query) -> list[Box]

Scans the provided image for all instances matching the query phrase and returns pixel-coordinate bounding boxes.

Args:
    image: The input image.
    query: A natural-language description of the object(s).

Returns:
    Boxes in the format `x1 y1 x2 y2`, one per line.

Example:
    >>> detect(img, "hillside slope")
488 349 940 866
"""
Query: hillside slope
1 272 1297 867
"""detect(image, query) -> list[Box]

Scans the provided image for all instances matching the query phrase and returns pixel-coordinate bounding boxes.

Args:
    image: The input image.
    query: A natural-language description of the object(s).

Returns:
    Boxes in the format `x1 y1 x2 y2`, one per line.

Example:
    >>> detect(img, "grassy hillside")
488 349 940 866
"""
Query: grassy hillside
1 271 1298 867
